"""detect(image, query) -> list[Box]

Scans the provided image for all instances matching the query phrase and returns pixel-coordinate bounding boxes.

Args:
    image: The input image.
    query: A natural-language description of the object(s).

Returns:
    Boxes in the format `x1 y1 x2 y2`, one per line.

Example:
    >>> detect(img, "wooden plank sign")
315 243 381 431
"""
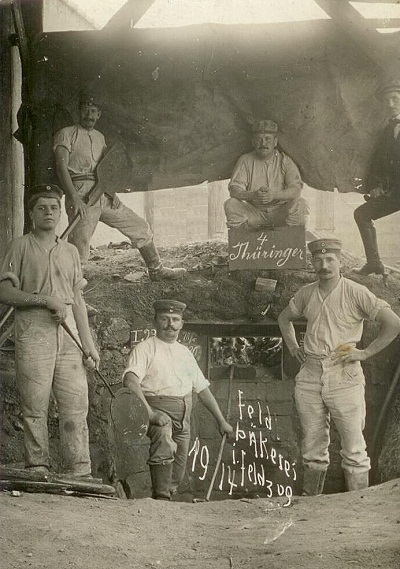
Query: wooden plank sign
228 226 306 271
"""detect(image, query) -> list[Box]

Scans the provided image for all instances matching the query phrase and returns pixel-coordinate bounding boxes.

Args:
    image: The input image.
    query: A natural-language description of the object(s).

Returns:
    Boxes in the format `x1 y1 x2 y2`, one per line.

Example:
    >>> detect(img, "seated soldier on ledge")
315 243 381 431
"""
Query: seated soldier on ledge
224 120 310 229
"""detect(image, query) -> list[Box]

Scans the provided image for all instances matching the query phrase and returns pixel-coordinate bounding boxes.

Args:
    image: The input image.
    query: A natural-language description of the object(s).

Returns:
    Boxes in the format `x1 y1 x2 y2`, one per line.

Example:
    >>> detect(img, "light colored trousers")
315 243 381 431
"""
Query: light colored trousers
14 307 91 475
295 356 370 475
146 393 192 492
66 180 153 265
224 196 310 228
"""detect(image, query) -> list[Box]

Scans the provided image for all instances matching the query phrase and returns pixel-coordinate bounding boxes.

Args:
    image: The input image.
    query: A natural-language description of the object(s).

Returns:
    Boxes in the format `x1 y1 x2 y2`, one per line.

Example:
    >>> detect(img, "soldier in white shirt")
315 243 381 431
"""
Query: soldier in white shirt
123 299 233 500
54 92 186 281
278 239 400 495
224 120 309 229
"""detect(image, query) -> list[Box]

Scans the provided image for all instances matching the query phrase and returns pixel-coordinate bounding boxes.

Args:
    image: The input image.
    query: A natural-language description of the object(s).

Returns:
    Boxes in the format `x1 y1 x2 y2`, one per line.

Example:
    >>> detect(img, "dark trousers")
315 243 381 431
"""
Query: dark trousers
354 195 400 229
146 393 192 492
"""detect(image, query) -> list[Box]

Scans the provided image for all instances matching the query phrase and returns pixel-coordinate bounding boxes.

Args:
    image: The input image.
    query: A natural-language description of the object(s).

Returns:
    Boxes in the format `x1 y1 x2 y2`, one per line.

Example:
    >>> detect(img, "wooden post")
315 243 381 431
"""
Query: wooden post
0 4 24 261
315 189 335 233
208 180 229 240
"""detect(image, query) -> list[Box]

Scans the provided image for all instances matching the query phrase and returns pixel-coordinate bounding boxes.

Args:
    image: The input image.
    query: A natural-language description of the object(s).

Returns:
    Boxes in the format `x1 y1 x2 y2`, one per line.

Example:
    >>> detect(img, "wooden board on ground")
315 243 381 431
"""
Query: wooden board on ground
109 388 150 485
228 226 306 271
0 466 116 497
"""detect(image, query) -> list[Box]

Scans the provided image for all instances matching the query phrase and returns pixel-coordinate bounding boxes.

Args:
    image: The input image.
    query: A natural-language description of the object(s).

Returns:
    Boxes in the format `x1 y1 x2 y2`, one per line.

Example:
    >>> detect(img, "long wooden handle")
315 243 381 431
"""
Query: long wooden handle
205 364 235 501
60 321 115 398
205 433 227 501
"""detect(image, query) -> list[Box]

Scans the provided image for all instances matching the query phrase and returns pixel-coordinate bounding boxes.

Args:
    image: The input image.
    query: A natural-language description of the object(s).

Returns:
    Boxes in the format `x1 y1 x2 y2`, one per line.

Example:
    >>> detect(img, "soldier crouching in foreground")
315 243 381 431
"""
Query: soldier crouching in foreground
123 299 233 500
278 239 400 494
0 184 99 477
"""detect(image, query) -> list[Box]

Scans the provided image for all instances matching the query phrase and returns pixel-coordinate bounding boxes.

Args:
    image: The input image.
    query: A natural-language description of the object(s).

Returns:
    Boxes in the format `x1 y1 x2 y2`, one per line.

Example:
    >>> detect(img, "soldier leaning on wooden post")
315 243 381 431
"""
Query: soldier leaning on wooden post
278 238 400 495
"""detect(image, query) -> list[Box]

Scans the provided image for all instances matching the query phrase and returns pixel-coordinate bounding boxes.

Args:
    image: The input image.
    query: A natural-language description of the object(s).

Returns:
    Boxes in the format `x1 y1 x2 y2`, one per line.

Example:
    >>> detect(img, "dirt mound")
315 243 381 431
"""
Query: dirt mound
1 478 399 569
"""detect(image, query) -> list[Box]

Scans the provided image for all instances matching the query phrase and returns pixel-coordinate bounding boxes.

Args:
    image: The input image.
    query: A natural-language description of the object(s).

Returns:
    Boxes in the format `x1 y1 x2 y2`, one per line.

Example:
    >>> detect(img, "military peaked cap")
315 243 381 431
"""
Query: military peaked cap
252 120 278 134
376 79 400 99
308 238 342 255
79 91 101 108
28 184 63 203
153 299 187 315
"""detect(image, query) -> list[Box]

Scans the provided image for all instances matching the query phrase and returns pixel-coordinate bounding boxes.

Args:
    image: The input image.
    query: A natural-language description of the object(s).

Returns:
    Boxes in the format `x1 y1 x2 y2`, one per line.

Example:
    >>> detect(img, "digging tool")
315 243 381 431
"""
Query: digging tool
195 363 235 503
60 141 129 239
60 321 115 398
60 320 150 497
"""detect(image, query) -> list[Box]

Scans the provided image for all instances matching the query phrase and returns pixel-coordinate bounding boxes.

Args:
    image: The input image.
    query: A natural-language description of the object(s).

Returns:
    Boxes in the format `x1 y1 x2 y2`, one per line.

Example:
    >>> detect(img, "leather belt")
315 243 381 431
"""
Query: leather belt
71 174 96 181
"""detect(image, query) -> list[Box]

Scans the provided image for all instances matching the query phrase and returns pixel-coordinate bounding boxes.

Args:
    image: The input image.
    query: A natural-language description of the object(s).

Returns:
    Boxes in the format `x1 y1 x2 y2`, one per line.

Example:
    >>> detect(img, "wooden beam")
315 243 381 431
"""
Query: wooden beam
364 18 400 29
314 0 400 76
104 0 158 31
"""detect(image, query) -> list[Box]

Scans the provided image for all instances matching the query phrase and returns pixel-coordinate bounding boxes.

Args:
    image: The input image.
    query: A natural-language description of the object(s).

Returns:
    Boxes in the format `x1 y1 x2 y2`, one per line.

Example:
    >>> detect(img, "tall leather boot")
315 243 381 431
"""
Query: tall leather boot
344 471 369 491
302 468 327 496
139 241 186 281
353 221 385 275
149 463 173 500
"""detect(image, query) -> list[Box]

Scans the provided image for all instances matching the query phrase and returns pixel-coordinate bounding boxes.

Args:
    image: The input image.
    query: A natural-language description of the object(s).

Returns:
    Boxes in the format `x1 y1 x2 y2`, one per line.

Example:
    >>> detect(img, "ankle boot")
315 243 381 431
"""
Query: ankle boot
302 468 327 496
139 242 186 281
353 224 385 275
344 471 369 491
149 463 173 500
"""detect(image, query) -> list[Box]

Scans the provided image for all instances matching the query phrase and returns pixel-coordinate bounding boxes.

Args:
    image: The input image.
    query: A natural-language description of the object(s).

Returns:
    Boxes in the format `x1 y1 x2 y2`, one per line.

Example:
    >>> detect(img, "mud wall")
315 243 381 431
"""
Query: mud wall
1 242 400 498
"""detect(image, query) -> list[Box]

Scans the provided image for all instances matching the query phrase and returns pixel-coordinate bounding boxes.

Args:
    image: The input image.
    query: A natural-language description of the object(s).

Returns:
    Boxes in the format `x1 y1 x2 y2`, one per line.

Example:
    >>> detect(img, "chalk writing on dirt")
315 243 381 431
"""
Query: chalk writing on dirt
130 328 203 363
189 390 296 505
130 328 156 346
179 331 203 361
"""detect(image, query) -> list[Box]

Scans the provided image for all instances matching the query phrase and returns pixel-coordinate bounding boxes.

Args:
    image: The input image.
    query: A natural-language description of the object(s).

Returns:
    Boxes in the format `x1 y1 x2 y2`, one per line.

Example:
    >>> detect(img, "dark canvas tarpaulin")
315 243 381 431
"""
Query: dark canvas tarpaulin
27 21 397 193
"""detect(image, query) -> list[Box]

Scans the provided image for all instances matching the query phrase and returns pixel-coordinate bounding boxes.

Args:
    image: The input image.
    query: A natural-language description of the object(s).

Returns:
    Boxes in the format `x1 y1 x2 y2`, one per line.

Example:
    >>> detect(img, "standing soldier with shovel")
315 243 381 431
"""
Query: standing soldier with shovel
123 299 233 500
54 92 186 280
0 184 99 478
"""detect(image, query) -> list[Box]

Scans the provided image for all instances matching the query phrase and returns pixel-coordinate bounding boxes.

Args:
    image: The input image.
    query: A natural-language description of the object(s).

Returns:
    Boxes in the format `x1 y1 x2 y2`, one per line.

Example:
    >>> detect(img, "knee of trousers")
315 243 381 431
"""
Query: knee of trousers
288 196 310 214
353 204 372 226
224 197 244 214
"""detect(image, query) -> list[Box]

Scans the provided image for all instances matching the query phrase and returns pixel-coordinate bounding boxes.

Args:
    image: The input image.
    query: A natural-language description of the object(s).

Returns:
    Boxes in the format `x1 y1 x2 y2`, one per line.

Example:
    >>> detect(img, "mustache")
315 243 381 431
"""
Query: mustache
318 269 330 274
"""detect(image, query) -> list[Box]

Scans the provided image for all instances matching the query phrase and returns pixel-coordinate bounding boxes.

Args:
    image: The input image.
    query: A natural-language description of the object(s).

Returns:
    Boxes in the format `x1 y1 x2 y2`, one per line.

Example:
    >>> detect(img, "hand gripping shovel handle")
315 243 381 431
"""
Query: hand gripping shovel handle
60 321 115 398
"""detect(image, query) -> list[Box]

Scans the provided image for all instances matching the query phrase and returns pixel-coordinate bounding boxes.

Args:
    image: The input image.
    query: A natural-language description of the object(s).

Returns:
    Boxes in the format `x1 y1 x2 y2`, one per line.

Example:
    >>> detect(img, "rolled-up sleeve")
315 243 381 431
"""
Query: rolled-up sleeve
0 244 22 288
353 285 390 321
283 155 303 193
123 341 152 382
191 354 210 393
53 128 73 153
229 156 250 192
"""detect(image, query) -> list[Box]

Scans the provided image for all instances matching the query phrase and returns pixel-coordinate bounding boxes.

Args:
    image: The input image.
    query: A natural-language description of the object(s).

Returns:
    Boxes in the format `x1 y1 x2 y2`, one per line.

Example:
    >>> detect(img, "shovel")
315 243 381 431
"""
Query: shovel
195 363 234 503
61 321 149 495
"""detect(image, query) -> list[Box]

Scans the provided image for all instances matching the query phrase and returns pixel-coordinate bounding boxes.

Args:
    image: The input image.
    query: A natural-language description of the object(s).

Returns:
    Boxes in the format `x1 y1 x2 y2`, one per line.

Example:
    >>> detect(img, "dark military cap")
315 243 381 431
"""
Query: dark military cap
252 120 278 134
28 184 63 203
153 299 187 315
376 79 400 99
308 239 342 255
79 90 101 108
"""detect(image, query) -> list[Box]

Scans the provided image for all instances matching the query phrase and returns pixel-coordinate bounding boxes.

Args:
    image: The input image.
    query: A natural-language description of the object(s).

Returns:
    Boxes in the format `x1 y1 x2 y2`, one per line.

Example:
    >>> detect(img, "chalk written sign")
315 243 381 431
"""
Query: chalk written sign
228 226 306 270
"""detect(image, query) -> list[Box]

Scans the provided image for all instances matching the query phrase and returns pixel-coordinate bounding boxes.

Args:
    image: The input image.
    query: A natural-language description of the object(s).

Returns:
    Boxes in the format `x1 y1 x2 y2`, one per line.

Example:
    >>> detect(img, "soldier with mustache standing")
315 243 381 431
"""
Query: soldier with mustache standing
123 299 233 500
278 239 400 495
224 120 309 229
54 92 186 281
